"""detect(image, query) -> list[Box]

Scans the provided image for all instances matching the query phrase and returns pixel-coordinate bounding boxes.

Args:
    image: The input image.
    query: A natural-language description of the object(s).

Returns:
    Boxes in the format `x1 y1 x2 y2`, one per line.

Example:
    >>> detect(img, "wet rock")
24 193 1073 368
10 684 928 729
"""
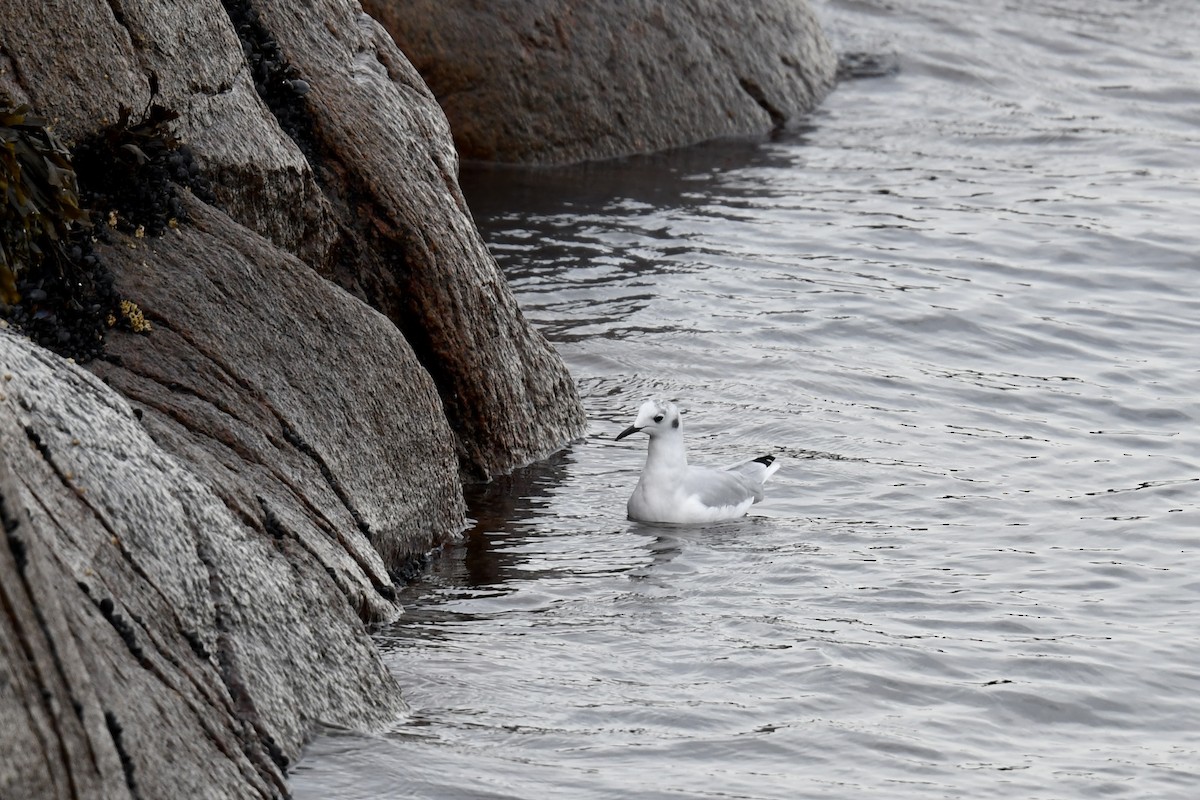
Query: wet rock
362 0 838 164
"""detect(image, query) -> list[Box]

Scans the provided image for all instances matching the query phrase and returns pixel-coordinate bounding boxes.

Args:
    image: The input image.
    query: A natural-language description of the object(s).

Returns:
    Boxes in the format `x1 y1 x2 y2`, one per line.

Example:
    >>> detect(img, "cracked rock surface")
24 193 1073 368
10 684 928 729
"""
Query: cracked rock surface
90 194 460 601
362 0 838 164
2 328 404 799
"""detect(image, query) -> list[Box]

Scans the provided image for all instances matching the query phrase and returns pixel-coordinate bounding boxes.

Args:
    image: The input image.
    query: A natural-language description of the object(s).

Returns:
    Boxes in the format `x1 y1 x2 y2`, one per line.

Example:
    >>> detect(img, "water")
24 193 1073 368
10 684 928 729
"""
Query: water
291 0 1200 796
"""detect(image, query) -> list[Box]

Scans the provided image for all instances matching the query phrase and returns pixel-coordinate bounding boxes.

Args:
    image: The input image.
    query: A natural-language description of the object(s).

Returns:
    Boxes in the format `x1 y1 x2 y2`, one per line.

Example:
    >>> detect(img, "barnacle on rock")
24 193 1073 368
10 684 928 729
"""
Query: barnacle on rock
119 299 151 333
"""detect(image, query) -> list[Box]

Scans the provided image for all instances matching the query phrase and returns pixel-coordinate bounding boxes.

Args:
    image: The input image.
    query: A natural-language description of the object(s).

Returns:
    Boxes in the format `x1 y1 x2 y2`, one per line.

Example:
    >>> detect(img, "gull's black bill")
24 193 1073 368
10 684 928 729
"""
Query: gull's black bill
615 425 642 441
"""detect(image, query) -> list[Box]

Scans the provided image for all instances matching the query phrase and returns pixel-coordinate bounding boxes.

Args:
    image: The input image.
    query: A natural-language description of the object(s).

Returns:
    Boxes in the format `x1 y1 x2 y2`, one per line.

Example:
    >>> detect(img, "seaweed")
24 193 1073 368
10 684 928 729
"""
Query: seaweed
1 96 210 361
0 103 89 305
0 102 118 360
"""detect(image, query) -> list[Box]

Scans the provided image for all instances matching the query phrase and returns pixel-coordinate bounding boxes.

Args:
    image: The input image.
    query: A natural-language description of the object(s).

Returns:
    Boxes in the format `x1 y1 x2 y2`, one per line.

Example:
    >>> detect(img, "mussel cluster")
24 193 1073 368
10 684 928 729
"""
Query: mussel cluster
222 0 318 161
1 100 210 361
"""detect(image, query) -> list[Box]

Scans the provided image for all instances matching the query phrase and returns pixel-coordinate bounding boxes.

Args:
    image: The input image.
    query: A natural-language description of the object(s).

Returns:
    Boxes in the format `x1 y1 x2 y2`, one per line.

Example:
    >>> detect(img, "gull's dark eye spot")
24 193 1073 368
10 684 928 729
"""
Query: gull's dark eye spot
653 414 664 423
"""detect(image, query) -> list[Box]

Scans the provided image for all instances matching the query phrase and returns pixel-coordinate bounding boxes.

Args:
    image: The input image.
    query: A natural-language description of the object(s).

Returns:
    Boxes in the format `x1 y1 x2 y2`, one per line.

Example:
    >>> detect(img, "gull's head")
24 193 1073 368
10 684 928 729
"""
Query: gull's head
615 398 681 441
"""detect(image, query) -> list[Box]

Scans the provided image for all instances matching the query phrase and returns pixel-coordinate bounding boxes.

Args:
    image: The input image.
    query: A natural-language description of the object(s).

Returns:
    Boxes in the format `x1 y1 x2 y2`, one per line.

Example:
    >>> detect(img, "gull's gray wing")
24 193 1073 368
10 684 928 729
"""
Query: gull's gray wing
683 467 764 507
726 455 778 484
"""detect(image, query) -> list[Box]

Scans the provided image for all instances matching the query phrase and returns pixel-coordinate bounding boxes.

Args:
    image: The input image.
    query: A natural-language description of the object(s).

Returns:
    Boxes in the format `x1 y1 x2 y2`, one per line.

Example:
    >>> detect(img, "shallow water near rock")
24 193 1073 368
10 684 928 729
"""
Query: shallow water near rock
290 0 1199 797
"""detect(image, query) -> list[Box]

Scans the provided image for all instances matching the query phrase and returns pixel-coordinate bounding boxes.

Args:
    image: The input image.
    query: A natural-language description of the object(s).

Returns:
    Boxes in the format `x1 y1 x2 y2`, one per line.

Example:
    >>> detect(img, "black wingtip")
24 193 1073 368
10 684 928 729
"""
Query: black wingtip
752 455 775 466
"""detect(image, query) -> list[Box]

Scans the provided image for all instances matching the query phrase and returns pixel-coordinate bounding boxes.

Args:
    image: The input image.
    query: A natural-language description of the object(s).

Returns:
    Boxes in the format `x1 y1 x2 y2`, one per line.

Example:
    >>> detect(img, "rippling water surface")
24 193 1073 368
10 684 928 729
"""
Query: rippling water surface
292 1 1200 796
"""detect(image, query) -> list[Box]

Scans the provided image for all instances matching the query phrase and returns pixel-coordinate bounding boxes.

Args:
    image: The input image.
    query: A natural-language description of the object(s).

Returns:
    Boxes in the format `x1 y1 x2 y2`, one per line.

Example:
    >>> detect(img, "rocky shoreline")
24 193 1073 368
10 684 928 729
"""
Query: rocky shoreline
0 1 832 796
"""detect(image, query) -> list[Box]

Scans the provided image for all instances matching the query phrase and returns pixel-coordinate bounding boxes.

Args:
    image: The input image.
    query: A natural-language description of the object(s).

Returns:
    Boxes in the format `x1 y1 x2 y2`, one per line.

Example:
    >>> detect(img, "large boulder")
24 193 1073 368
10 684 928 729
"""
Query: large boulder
246 0 588 477
90 194 463 592
362 0 838 164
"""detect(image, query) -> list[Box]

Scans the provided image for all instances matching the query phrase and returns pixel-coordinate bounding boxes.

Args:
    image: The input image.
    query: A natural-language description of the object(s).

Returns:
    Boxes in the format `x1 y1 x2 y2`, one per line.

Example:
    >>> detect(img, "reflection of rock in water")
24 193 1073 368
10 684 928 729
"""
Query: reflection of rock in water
836 52 901 81
461 133 809 227
457 449 577 587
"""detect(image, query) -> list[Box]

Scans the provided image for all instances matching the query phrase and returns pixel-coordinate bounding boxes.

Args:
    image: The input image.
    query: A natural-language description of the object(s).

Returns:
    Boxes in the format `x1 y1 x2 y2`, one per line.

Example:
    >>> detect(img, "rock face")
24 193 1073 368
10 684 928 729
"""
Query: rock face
246 0 588 477
362 0 838 164
1 328 406 799
1 0 587 479
91 195 463 595
1 0 586 796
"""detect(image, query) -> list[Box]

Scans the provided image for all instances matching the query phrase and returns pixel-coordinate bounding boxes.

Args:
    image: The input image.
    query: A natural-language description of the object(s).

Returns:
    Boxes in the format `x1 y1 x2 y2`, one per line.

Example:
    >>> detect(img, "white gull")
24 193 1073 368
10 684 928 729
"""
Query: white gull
615 398 780 524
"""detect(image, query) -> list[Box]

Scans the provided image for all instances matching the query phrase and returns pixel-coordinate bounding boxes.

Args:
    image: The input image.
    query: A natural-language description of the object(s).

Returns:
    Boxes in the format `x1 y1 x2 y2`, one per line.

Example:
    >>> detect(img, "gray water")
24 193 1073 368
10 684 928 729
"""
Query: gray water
291 0 1200 797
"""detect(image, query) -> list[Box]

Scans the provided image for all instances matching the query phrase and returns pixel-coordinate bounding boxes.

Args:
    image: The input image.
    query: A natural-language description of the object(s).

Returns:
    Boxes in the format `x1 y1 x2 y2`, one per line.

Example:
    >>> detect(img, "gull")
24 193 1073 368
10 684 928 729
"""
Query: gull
615 398 780 524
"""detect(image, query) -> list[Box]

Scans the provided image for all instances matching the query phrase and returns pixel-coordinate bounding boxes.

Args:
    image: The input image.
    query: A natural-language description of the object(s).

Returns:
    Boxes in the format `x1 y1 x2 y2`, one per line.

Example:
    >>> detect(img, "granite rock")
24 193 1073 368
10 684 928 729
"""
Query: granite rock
362 0 838 164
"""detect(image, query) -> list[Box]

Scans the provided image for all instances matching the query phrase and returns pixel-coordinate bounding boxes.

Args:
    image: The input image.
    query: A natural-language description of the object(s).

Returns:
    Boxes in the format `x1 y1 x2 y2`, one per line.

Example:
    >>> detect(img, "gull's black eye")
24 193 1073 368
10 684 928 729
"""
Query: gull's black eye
653 414 664 423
